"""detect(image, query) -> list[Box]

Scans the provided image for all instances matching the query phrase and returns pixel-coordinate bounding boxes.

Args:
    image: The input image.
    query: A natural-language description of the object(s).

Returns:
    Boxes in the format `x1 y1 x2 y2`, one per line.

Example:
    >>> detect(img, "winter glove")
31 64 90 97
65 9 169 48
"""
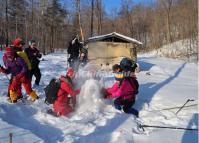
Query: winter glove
75 89 80 95
101 88 110 99
71 96 76 110
104 94 112 99
37 53 42 58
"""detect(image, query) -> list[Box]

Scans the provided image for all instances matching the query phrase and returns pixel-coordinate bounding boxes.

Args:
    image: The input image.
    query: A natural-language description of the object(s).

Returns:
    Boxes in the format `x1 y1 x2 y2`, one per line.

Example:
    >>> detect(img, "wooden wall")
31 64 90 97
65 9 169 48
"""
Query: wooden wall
86 41 138 67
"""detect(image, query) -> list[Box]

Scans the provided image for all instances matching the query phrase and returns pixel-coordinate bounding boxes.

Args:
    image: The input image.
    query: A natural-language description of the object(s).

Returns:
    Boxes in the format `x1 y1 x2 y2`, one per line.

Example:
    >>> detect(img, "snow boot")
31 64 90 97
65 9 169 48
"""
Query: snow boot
125 108 139 118
47 109 59 117
17 95 23 100
9 90 17 103
29 90 39 102
7 97 16 103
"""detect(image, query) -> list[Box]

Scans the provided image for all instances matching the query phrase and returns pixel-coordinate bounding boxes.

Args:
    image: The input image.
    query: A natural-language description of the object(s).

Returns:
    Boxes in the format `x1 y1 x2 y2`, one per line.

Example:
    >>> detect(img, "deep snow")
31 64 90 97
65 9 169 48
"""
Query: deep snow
0 50 198 143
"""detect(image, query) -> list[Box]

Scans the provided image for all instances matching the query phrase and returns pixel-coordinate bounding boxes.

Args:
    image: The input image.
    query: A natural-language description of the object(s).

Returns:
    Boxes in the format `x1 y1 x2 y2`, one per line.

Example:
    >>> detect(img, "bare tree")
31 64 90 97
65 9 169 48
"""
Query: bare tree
119 0 134 36
76 0 84 41
0 0 197 55
90 0 94 37
5 0 9 46
96 0 102 35
159 0 173 43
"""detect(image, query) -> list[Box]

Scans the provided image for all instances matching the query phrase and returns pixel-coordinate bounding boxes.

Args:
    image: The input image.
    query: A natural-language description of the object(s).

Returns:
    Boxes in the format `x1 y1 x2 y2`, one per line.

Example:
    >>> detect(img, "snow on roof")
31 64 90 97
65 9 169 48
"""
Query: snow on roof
87 32 143 45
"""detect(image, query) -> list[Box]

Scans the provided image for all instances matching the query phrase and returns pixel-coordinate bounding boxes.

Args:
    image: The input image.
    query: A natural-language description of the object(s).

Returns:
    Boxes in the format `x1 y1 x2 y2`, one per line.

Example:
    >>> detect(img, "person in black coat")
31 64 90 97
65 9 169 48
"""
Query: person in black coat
25 40 42 85
67 36 82 70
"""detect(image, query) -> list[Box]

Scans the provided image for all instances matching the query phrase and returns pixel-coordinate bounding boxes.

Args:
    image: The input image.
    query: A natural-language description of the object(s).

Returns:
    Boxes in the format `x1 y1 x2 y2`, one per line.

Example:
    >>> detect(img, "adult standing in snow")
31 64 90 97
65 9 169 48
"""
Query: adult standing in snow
103 65 139 117
52 67 80 117
0 47 39 103
25 40 42 86
67 36 82 71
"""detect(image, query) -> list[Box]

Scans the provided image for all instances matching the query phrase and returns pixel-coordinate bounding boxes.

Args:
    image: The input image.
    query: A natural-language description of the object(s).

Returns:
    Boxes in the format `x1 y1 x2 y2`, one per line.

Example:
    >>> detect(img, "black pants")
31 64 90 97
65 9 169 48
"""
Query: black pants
114 97 138 116
31 66 41 85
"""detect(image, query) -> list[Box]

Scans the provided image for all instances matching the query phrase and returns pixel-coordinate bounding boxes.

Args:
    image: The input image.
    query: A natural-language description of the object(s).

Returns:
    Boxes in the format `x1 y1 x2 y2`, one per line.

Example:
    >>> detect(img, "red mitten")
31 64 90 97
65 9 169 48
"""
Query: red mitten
75 89 80 95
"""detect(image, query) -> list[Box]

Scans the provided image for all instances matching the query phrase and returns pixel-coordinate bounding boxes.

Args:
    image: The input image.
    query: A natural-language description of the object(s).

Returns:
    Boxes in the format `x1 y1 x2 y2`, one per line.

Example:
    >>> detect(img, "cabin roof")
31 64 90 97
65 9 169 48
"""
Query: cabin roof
86 32 142 45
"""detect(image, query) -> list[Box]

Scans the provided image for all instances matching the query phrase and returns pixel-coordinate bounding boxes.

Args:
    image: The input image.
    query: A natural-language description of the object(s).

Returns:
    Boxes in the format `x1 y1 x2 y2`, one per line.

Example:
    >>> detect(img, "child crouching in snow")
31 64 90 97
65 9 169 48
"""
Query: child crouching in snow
51 68 80 117
102 64 139 117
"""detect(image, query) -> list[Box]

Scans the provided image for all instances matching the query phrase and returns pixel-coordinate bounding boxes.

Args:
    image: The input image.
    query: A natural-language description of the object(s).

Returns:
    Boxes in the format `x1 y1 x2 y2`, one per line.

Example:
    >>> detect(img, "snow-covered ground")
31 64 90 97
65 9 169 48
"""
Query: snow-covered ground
0 50 198 143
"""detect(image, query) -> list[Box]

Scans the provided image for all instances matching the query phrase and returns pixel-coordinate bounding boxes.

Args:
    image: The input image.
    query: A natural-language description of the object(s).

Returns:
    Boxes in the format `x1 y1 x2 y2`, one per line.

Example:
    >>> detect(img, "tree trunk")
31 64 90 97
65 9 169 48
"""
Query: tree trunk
76 0 84 41
41 0 46 55
162 0 173 43
96 0 102 35
31 0 34 37
15 17 18 38
90 0 94 37
5 0 9 46
25 16 28 43
50 24 54 53
166 9 172 43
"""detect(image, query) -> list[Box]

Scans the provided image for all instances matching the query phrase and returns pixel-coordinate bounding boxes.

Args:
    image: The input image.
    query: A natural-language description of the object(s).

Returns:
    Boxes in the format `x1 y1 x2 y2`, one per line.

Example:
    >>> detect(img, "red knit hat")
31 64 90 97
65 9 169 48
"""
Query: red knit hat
12 37 23 48
66 67 75 77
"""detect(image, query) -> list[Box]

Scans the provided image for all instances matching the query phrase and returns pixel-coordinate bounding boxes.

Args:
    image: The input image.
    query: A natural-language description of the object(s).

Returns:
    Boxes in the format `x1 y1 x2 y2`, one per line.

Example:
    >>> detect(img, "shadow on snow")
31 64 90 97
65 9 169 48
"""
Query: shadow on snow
0 104 64 143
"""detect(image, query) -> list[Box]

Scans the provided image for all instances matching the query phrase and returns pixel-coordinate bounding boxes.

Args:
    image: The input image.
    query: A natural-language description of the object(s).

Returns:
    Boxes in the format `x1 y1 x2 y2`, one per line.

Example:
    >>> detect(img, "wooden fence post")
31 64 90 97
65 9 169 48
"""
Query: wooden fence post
9 133 12 143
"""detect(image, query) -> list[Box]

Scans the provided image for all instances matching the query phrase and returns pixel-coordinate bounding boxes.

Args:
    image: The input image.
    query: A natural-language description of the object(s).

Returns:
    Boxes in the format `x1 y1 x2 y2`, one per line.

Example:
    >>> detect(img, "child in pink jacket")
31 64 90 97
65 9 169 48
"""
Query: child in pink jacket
104 64 139 117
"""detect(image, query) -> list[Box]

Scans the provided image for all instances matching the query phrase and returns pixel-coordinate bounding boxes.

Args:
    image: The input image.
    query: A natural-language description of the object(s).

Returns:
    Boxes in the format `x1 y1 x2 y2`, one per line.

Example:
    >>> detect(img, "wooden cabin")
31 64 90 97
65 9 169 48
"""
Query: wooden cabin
85 32 142 68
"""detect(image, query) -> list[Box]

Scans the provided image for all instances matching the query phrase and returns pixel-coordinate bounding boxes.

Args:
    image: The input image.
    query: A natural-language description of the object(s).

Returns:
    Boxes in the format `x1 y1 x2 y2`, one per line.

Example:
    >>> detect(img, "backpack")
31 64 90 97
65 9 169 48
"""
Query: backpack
16 51 32 70
120 57 137 72
127 78 139 95
44 78 61 104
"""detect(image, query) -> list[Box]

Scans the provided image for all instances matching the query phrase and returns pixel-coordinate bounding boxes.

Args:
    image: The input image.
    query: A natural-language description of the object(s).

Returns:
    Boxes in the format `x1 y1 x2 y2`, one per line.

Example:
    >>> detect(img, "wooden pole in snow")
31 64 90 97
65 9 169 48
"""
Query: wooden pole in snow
9 133 12 143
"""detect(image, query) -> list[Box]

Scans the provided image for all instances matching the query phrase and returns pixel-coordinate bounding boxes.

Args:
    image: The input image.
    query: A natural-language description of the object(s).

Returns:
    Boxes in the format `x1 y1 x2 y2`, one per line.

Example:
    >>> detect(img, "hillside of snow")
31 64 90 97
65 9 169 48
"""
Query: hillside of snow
0 49 198 143
148 39 198 62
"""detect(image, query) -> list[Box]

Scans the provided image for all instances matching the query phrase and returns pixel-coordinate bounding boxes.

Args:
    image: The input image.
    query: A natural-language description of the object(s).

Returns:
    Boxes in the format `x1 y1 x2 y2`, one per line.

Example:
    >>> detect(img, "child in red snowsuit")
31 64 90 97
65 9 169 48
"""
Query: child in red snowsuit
0 47 39 103
53 68 80 116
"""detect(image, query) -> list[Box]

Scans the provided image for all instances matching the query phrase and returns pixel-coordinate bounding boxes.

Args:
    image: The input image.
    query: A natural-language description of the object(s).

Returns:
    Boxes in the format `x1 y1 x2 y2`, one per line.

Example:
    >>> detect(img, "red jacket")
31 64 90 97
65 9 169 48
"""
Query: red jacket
53 76 80 116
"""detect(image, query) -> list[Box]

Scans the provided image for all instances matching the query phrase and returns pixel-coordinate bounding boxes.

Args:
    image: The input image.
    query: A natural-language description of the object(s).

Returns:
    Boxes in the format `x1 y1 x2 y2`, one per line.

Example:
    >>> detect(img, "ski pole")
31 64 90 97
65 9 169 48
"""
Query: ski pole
151 103 198 111
139 124 198 132
175 99 195 115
